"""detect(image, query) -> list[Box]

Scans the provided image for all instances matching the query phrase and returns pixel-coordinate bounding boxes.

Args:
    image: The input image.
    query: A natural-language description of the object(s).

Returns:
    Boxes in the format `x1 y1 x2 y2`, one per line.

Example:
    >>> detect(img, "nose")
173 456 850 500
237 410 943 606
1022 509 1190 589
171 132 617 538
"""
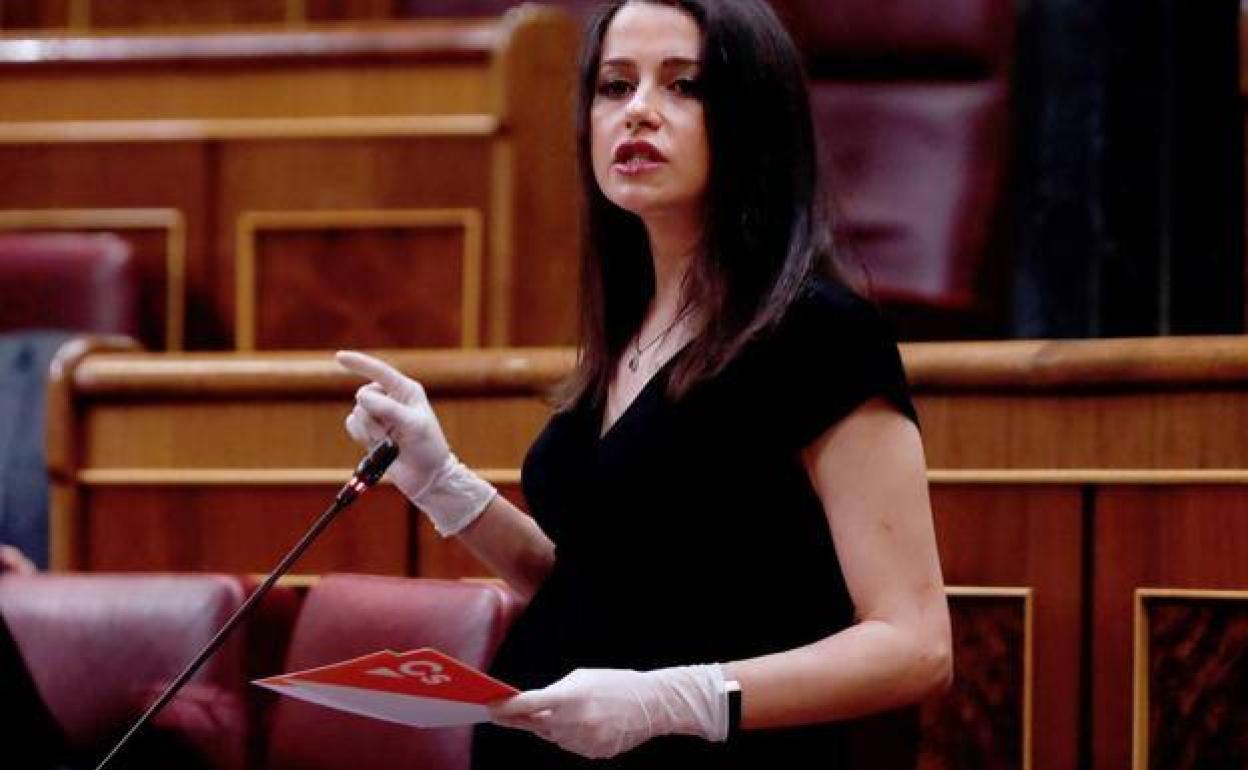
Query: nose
624 83 660 131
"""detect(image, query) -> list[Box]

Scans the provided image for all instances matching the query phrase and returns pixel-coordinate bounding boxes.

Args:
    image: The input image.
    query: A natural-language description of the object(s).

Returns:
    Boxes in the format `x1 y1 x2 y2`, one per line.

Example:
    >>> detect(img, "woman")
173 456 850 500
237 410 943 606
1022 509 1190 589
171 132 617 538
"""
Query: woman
339 0 951 767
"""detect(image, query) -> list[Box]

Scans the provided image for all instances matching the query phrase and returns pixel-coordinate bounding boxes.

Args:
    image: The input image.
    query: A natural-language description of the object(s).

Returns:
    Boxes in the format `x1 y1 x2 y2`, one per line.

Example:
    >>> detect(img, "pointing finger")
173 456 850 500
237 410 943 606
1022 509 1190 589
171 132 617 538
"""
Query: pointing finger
336 350 416 400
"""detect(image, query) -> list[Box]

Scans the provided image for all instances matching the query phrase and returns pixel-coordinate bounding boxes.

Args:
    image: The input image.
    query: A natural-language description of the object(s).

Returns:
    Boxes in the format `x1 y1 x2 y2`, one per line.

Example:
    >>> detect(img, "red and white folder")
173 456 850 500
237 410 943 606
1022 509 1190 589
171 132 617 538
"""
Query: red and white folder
254 648 518 728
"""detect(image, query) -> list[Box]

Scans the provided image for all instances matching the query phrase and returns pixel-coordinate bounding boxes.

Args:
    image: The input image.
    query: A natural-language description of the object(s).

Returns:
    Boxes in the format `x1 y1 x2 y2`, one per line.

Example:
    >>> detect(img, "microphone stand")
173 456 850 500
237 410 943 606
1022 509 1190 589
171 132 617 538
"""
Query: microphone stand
92 440 400 770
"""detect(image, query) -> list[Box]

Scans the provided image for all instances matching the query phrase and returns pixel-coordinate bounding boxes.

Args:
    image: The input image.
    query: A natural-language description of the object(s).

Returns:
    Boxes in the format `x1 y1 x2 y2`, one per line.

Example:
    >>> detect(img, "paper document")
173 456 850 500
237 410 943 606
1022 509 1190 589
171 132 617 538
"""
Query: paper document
254 647 518 728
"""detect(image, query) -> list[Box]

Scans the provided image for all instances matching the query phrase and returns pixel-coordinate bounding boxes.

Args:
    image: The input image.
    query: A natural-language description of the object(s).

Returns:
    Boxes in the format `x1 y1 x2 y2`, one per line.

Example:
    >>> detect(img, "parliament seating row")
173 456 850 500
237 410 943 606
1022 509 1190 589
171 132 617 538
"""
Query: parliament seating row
0 0 1015 347
41 335 1248 770
3 570 932 770
2 571 522 770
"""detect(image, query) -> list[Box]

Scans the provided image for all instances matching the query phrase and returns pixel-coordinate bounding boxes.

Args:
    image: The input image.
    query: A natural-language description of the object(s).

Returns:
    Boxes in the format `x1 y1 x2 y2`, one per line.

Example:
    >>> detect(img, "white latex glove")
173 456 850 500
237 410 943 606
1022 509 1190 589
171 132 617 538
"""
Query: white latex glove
337 350 496 537
490 665 730 759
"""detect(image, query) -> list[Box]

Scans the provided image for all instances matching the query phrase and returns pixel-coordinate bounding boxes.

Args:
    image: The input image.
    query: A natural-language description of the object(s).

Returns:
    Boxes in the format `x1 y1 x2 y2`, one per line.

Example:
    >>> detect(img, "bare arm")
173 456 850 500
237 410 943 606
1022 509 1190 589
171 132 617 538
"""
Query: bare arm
724 398 952 727
455 493 556 602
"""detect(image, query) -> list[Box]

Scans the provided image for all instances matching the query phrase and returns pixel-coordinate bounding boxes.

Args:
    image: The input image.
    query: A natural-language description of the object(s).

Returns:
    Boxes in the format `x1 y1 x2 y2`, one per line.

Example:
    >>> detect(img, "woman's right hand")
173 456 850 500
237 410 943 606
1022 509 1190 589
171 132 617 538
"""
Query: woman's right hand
337 350 496 536
338 350 451 490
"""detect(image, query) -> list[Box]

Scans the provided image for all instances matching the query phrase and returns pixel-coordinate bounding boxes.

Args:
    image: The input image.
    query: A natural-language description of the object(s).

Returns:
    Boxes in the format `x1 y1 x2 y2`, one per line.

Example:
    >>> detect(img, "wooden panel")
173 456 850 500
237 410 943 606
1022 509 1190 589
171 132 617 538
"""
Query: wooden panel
494 7 579 345
80 484 411 573
253 223 467 349
1135 591 1248 770
904 335 1248 470
0 0 70 29
81 395 549 470
216 136 496 348
238 209 481 350
0 131 520 349
305 0 394 22
930 485 1082 770
0 65 492 120
1093 487 1248 770
0 25 503 120
916 390 1248 470
87 0 288 27
921 589 1031 770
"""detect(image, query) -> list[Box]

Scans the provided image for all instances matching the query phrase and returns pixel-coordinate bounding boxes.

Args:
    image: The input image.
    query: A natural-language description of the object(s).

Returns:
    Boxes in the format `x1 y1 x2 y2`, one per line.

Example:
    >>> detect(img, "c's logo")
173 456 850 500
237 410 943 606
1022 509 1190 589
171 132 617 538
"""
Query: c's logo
399 660 451 685
366 659 452 686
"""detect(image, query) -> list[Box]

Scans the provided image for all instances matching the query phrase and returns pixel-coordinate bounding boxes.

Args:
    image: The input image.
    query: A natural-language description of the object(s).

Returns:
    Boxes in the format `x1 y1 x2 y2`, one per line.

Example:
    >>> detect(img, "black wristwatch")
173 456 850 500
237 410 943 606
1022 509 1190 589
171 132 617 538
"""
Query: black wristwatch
725 679 743 740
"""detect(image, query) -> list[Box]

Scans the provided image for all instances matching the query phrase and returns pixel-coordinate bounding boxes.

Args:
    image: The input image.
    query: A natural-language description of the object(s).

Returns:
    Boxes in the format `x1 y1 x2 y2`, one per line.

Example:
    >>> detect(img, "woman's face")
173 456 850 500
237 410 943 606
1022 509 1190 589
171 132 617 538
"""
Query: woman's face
590 2 710 222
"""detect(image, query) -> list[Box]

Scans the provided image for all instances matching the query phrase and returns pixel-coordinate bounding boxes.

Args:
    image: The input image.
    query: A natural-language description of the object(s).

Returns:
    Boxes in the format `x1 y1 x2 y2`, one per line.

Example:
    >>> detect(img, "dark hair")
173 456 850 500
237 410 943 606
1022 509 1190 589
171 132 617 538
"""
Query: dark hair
557 0 845 410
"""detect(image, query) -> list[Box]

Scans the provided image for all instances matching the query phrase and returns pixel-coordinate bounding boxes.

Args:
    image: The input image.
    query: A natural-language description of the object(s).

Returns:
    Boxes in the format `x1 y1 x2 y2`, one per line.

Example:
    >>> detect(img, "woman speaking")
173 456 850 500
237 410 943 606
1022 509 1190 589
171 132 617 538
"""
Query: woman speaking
339 1 951 767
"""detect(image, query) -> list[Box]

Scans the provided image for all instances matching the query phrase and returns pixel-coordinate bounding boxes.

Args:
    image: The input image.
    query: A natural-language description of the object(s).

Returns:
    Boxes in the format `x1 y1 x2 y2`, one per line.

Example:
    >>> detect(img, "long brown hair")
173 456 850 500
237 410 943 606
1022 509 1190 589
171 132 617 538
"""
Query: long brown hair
556 0 846 411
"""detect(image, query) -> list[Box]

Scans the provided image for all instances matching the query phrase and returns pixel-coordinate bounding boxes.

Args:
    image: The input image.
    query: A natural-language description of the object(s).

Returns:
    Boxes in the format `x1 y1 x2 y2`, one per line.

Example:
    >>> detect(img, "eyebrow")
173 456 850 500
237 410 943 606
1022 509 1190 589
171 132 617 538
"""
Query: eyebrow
599 56 700 69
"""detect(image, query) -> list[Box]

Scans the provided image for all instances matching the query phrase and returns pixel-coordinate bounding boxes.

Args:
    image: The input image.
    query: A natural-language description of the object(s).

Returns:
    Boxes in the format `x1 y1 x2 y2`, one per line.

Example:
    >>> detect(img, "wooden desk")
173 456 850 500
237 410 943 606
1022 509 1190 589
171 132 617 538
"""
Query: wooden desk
47 335 1248 770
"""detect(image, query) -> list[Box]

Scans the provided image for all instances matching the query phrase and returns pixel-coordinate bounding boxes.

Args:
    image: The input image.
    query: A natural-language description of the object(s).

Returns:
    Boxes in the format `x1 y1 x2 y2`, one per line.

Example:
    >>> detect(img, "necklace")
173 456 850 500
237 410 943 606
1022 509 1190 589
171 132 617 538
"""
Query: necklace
627 307 692 372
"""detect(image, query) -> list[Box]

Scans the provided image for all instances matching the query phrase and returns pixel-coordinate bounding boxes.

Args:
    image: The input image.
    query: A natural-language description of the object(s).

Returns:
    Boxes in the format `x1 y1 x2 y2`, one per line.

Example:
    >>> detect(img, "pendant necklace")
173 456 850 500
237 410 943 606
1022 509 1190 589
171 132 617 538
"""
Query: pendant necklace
628 307 693 372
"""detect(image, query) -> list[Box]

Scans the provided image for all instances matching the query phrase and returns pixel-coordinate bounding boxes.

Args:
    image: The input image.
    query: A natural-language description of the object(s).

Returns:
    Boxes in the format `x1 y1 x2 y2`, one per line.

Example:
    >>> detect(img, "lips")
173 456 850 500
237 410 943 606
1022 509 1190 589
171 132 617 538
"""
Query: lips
612 140 667 174
613 140 666 163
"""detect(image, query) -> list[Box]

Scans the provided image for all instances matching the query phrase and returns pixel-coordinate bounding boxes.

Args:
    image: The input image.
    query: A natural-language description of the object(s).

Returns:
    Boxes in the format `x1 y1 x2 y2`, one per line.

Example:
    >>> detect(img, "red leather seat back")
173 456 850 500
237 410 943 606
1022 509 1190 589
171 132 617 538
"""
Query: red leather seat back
775 0 1014 311
0 233 141 337
264 574 520 770
0 573 248 769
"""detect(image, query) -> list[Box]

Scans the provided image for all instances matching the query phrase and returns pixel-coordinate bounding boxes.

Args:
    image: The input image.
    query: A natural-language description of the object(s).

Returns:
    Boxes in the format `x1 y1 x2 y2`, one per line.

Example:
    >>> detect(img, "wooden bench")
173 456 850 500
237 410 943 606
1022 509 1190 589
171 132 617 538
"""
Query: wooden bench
0 10 578 350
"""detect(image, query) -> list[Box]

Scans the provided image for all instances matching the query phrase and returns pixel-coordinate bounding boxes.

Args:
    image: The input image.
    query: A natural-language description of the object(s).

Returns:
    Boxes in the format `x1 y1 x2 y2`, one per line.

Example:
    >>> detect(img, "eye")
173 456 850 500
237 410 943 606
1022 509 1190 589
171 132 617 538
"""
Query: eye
596 78 634 99
670 77 702 98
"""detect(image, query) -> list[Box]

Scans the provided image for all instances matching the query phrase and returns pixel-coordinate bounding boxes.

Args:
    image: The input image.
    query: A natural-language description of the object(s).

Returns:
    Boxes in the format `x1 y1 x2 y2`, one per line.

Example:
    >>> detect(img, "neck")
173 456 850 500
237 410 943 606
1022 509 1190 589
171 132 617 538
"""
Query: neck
642 209 700 317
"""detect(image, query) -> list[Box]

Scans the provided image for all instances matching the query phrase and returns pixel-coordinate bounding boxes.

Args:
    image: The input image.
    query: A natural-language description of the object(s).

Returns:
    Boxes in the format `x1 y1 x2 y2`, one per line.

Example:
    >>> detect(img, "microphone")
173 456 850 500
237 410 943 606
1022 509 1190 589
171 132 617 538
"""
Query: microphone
336 438 401 505
92 440 399 770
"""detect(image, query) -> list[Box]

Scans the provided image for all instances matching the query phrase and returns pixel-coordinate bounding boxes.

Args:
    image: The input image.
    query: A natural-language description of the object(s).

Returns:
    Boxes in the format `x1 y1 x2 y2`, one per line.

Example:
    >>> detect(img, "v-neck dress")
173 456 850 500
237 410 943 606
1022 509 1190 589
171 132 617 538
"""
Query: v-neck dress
472 277 917 770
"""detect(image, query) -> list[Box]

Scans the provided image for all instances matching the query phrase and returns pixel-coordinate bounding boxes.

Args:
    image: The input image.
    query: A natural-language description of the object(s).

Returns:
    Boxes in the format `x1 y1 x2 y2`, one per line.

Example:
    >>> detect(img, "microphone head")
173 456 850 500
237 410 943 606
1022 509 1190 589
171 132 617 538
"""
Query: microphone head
355 440 400 487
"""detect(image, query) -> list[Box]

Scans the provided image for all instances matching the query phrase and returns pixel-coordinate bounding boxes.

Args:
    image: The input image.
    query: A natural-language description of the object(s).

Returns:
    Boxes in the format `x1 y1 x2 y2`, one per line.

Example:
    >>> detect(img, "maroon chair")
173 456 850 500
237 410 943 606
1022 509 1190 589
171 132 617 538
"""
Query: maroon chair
773 0 1015 337
0 572 249 770
0 232 141 338
263 574 521 770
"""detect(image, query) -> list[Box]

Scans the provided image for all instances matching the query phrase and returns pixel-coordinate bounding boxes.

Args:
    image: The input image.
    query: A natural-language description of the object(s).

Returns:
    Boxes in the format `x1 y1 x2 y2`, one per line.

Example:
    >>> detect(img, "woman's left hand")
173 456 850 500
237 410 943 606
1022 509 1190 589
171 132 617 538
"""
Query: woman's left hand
490 665 728 759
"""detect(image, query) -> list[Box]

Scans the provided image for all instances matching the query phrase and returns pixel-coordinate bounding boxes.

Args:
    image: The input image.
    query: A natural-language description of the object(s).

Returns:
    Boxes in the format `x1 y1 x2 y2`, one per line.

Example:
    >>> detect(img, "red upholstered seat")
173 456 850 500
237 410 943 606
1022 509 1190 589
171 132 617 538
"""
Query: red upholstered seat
264 574 521 770
0 573 249 770
0 232 141 337
775 0 1014 333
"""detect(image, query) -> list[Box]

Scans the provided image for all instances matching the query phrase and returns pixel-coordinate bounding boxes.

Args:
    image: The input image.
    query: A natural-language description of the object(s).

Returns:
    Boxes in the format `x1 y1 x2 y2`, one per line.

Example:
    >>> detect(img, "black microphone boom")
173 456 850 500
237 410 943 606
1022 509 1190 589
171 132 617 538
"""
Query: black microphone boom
92 439 400 770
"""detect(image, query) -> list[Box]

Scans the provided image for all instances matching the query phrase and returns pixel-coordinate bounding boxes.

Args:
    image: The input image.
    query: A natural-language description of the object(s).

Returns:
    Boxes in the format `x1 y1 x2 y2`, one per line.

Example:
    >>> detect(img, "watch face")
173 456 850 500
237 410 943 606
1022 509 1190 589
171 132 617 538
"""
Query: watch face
726 681 743 738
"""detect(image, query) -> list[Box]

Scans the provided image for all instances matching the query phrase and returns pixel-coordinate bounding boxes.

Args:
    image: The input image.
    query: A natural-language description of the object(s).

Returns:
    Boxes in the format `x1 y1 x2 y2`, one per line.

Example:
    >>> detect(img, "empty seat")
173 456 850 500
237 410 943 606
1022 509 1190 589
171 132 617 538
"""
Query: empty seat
264 574 521 770
0 232 141 337
774 0 1015 335
0 572 249 770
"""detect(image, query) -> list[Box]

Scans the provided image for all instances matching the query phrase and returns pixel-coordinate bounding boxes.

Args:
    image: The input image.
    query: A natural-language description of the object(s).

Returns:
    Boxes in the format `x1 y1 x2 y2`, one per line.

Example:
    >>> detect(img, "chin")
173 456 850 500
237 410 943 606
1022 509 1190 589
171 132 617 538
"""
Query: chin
605 190 686 219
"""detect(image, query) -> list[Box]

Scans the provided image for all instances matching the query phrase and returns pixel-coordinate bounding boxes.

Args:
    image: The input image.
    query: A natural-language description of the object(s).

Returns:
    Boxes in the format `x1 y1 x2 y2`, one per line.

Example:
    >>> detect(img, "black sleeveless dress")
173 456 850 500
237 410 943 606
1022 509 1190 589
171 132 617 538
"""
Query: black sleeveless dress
473 277 917 770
